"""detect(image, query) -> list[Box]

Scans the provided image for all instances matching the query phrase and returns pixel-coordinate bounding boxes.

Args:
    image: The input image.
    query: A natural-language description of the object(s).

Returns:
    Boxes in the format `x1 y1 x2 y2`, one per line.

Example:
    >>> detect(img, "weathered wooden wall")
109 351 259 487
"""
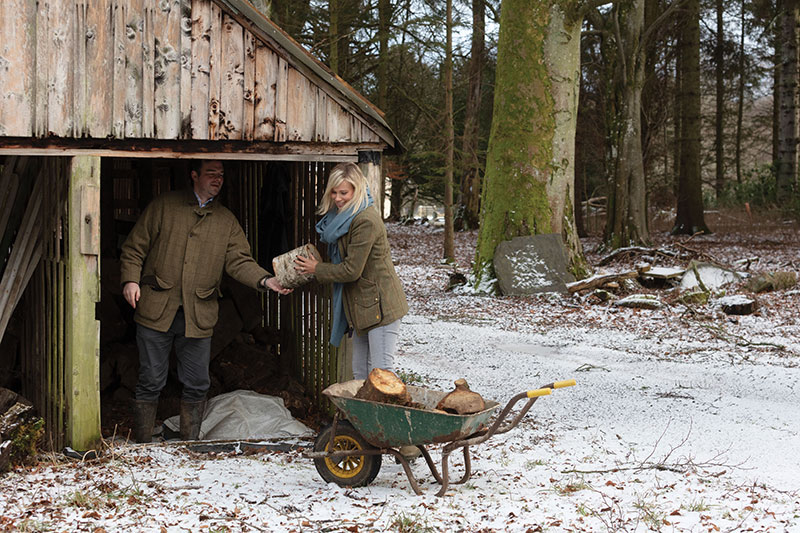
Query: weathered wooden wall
0 0 383 147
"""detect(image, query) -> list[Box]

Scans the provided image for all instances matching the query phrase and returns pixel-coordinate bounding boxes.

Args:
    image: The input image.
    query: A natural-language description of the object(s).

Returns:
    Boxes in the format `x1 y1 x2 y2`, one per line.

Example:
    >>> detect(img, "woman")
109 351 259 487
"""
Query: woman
294 162 408 380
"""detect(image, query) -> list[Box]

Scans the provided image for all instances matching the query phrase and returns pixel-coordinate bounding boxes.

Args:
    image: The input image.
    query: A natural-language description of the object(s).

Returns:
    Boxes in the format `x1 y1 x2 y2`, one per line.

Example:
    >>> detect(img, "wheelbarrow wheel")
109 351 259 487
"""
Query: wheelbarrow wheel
313 421 382 488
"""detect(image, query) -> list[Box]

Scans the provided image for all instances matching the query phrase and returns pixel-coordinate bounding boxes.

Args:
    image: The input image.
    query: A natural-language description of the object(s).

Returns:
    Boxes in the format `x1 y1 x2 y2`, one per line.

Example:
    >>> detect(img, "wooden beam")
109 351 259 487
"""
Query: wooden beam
65 156 101 450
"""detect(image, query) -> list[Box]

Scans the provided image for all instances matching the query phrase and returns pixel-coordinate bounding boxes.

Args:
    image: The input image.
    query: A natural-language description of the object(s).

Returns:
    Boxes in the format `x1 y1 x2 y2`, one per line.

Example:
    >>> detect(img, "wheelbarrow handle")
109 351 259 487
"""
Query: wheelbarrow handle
553 379 577 389
526 388 552 398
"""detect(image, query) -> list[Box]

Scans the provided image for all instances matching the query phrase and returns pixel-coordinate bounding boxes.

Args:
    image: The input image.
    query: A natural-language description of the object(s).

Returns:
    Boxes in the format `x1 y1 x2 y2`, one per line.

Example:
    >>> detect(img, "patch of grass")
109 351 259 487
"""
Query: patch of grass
14 520 52 532
684 499 711 512
64 489 105 510
633 496 666 529
389 512 436 533
396 370 426 386
576 503 590 516
524 459 546 470
555 480 590 495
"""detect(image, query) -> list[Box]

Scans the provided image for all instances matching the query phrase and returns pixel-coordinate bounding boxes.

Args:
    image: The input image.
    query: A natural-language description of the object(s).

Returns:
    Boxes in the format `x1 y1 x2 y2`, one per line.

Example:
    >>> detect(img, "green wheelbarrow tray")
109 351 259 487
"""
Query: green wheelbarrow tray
308 378 577 496
322 379 500 448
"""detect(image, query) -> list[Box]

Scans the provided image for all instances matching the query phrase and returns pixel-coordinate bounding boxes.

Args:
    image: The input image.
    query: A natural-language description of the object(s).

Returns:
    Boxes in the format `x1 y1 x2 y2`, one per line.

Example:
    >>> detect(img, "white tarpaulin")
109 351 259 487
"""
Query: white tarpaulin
164 390 313 440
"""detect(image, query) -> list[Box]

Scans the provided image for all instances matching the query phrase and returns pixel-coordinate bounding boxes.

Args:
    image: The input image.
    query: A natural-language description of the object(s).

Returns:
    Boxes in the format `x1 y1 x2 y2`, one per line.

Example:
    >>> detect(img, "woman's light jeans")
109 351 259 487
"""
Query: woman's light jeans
351 319 401 380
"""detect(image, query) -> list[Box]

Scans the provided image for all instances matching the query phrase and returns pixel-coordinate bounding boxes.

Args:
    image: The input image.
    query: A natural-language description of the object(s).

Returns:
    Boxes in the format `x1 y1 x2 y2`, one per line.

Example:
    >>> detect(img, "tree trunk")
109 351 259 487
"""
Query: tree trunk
604 0 650 249
475 0 587 285
772 0 781 170
457 0 485 231
736 0 745 184
443 0 455 261
714 0 725 199
777 0 798 202
672 0 710 235
329 0 340 74
378 0 390 110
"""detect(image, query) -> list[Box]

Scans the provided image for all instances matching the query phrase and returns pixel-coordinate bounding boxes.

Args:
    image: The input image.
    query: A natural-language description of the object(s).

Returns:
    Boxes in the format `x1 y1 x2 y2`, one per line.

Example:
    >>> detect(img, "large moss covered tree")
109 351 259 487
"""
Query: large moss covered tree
474 0 587 286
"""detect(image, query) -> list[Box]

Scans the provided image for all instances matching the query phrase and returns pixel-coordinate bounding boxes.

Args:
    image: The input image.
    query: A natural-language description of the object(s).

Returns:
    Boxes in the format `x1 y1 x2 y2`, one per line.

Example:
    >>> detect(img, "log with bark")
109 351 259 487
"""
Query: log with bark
355 368 411 406
436 378 486 415
567 265 650 294
272 243 322 289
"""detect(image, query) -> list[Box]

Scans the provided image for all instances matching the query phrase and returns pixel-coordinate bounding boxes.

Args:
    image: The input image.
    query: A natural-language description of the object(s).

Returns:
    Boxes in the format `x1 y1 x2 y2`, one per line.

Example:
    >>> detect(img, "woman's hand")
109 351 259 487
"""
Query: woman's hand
294 254 319 275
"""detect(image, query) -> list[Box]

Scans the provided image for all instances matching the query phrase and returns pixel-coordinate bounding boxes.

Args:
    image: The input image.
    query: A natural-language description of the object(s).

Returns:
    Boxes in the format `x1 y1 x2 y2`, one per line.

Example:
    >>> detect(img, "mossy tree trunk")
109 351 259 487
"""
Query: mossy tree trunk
443 0 455 261
777 0 799 203
604 0 650 249
474 0 587 286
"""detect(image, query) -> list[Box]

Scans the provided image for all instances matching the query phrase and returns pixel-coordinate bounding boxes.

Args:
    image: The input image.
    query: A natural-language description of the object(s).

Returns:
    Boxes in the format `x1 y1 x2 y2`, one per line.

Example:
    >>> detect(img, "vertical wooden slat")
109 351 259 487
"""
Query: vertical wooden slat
142 0 155 137
219 13 244 139
242 30 256 141
179 0 192 137
315 90 328 142
34 0 49 137
153 0 182 138
274 56 287 142
48 0 75 136
86 0 114 137
65 156 101 449
73 0 88 137
190 0 211 139
124 0 144 137
0 0 35 136
111 0 126 138
207 2 222 139
253 42 276 140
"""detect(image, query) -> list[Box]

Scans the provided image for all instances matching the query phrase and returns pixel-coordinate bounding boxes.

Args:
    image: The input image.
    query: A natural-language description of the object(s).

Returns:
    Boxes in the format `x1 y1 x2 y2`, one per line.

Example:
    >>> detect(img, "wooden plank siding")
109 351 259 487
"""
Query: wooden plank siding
0 0 391 152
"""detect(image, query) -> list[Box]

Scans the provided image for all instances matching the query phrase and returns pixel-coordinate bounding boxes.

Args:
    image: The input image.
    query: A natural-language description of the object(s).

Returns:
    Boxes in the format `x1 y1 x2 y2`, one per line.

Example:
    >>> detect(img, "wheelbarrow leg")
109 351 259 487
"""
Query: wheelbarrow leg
387 449 424 495
436 449 452 497
454 445 472 485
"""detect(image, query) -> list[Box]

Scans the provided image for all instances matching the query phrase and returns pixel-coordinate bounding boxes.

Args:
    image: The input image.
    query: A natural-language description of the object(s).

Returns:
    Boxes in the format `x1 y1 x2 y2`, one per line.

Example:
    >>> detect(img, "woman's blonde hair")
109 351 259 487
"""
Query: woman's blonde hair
317 162 369 215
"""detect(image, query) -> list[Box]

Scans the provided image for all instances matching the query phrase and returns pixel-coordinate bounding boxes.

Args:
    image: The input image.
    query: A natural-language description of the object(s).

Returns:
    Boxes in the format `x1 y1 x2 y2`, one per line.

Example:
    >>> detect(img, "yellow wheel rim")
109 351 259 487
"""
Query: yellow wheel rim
324 435 365 479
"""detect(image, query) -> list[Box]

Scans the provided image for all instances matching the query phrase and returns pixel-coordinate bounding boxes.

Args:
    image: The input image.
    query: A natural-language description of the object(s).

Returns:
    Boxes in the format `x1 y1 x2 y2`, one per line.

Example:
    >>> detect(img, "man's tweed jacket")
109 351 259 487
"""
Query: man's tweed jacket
120 189 268 338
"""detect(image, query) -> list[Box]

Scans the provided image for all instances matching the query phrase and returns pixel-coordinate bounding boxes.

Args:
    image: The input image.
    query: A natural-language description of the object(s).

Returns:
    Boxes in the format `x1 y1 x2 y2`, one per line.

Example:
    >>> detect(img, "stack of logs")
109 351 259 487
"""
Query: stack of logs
0 387 33 472
356 369 486 415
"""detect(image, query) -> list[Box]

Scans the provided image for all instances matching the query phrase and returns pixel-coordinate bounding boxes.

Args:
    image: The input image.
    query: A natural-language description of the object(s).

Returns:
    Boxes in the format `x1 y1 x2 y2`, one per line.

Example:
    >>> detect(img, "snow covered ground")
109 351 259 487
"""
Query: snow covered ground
1 220 799 532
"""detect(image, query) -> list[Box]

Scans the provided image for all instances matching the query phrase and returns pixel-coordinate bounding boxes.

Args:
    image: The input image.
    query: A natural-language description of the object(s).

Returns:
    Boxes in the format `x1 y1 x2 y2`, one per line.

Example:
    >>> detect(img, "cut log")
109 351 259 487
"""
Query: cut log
436 378 486 415
272 243 322 289
355 368 410 406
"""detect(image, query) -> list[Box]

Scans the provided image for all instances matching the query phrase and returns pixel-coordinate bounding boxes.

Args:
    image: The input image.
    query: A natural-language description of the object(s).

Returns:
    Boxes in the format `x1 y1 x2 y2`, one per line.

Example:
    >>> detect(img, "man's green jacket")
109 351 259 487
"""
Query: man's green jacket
120 189 268 338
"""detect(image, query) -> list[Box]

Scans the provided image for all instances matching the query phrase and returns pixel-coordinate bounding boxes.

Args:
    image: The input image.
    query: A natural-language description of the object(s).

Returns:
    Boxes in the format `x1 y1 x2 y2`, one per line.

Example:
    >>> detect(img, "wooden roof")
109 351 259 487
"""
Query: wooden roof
0 0 398 158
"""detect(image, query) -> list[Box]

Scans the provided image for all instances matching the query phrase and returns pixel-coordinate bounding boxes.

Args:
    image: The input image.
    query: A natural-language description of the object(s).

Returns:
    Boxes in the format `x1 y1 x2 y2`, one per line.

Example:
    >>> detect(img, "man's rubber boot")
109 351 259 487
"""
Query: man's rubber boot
179 400 206 441
132 400 158 443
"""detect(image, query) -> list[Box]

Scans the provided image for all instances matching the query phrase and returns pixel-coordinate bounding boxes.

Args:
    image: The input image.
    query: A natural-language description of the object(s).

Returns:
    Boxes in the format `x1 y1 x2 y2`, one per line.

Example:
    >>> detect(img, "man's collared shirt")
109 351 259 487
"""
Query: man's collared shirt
194 192 215 208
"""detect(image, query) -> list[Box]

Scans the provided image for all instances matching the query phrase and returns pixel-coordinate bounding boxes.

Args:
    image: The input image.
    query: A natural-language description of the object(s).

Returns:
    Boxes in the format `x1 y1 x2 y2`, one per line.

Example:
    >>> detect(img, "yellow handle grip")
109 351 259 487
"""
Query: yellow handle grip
553 379 576 389
526 388 552 398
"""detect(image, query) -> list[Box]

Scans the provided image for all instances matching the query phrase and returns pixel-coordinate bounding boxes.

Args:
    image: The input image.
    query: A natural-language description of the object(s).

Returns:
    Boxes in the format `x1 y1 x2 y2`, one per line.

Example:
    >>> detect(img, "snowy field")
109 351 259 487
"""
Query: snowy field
1 220 799 532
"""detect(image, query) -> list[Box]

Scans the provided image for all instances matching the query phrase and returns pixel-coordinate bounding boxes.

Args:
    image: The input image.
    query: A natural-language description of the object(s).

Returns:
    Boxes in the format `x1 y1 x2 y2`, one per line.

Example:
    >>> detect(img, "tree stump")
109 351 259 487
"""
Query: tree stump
272 243 322 289
355 368 411 406
436 378 486 415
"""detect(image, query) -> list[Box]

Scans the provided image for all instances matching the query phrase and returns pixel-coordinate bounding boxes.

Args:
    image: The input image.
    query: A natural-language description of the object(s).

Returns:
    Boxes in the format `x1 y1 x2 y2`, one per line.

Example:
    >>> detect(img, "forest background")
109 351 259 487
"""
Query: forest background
255 0 798 285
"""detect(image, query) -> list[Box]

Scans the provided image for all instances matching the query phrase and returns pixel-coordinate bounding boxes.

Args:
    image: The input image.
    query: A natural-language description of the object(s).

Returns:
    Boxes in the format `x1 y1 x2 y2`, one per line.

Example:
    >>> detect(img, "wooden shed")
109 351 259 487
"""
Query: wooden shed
0 0 399 450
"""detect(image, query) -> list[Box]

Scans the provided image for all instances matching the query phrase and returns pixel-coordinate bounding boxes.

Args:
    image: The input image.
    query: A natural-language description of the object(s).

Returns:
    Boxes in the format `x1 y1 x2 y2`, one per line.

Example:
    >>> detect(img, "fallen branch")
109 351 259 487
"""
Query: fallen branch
567 267 647 293
597 246 678 266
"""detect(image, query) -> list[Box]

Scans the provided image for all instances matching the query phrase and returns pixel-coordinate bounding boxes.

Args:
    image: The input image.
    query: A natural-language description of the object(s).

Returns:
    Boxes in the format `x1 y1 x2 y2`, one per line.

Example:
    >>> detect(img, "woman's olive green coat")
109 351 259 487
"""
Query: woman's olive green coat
314 206 408 336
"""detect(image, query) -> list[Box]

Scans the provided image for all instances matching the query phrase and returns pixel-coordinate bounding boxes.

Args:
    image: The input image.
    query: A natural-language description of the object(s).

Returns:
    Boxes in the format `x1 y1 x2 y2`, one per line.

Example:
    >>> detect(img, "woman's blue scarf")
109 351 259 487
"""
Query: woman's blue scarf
316 188 373 347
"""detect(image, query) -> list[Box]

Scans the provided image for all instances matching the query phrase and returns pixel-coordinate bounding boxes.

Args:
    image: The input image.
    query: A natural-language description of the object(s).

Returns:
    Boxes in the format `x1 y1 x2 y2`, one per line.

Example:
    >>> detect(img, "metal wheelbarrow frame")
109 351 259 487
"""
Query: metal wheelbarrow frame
305 378 576 496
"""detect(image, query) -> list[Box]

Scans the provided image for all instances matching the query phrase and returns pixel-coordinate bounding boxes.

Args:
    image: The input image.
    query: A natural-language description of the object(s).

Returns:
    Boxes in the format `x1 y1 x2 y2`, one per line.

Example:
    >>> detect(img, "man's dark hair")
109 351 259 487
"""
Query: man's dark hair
190 160 207 175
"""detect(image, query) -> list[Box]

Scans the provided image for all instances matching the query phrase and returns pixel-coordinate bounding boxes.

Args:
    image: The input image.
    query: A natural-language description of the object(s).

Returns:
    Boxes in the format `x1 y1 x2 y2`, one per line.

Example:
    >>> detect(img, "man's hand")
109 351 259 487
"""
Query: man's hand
263 276 292 295
123 282 141 309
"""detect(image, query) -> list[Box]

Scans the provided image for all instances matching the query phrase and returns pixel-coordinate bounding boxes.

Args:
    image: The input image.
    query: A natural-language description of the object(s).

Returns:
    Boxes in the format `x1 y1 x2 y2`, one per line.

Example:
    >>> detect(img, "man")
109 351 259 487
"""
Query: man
120 160 290 442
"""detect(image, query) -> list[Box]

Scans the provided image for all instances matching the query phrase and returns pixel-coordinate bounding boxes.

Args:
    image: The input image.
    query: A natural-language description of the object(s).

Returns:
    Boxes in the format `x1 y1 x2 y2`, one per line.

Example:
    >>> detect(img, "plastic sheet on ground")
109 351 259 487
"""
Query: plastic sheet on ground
164 389 313 440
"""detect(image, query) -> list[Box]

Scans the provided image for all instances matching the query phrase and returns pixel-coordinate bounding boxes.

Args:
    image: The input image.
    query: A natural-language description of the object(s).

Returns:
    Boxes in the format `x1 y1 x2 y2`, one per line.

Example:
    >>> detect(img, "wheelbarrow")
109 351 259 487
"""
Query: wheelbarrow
305 378 576 496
